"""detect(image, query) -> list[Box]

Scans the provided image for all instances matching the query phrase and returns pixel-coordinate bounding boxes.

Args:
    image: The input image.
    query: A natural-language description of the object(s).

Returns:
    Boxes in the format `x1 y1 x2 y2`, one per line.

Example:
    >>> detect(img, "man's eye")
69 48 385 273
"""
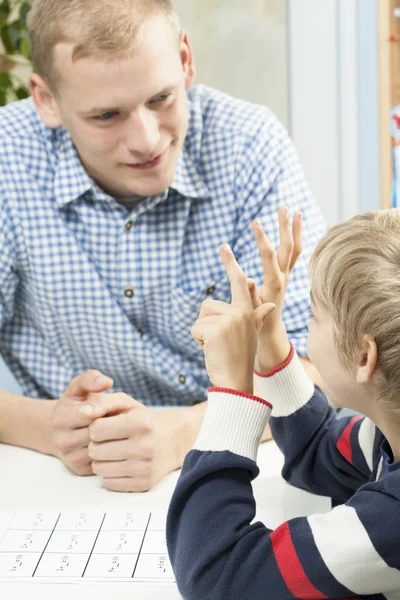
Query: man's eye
95 112 118 121
150 94 170 104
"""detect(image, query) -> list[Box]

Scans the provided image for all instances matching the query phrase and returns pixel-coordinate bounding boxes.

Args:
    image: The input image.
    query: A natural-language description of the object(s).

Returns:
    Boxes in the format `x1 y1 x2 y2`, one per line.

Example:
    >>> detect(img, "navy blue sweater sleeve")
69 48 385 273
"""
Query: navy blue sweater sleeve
166 350 397 600
257 346 379 501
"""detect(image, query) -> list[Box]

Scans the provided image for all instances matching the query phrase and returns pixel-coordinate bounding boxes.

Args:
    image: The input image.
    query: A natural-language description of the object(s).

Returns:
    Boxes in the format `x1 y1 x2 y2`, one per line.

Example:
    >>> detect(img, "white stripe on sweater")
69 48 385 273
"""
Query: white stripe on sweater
194 390 272 461
254 351 314 417
308 504 400 594
357 417 375 472
376 456 384 480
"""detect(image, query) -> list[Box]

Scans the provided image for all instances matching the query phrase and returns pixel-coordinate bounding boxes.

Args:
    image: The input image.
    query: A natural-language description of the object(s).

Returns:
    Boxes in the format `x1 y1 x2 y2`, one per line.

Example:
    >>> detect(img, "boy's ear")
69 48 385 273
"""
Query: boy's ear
356 335 378 383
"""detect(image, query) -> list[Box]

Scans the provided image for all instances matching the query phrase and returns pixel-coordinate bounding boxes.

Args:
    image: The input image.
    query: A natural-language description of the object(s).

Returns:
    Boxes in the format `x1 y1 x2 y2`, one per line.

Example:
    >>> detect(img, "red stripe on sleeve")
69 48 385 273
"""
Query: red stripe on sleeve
336 416 363 464
270 521 327 599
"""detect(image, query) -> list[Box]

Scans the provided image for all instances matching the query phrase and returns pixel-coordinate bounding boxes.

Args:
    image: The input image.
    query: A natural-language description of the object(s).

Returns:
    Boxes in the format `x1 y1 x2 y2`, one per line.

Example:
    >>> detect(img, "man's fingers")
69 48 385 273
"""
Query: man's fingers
89 439 130 462
62 370 113 403
92 459 129 478
78 392 137 421
219 244 252 308
53 426 90 454
89 410 144 443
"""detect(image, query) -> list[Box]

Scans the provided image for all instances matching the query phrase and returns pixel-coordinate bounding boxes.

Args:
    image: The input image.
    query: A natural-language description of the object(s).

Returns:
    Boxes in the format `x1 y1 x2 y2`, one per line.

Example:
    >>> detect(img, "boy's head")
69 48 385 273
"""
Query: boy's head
307 209 400 414
27 0 195 199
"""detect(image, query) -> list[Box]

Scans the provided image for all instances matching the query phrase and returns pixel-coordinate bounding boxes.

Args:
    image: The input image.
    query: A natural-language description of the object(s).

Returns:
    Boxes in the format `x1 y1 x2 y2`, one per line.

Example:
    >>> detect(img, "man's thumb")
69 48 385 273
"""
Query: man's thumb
62 370 113 402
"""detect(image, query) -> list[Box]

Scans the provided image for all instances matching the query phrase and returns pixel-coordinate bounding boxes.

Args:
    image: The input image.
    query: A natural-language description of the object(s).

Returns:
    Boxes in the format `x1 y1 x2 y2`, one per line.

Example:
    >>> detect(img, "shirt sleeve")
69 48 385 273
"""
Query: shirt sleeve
256 345 380 501
167 372 396 600
233 112 327 356
0 199 19 333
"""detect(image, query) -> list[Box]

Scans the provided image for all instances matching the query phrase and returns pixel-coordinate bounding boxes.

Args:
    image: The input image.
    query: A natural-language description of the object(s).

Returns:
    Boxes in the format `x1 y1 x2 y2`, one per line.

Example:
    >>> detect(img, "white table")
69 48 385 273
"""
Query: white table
0 440 331 599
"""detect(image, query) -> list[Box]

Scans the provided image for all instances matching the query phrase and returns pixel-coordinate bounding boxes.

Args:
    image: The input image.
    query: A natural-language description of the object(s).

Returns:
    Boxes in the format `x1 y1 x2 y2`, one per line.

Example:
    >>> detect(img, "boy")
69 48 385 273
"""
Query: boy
167 207 400 599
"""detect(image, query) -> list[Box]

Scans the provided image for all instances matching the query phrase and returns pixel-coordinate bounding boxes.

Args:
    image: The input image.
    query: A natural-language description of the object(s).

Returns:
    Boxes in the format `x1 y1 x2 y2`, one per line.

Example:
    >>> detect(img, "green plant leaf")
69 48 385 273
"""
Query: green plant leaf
0 89 7 107
1 27 14 54
0 71 12 89
6 21 23 50
19 2 31 27
19 38 31 60
0 0 10 28
14 85 29 100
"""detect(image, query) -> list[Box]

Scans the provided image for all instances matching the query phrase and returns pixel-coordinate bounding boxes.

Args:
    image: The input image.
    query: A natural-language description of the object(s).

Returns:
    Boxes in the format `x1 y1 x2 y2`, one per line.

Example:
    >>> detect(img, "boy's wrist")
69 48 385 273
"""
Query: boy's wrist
256 323 291 374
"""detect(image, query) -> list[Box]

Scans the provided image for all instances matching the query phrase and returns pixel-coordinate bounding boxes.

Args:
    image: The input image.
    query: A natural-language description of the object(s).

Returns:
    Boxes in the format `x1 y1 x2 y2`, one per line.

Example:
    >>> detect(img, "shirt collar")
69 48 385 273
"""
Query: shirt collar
52 128 94 207
170 144 210 199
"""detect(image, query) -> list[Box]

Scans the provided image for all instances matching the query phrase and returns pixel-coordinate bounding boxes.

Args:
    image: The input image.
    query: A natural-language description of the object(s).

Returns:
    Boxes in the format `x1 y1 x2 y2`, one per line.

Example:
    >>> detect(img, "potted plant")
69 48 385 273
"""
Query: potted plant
0 0 32 106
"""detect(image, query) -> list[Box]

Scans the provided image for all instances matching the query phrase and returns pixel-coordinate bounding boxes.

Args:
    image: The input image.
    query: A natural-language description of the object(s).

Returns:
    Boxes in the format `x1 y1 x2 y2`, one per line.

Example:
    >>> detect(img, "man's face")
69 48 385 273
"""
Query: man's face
50 18 195 198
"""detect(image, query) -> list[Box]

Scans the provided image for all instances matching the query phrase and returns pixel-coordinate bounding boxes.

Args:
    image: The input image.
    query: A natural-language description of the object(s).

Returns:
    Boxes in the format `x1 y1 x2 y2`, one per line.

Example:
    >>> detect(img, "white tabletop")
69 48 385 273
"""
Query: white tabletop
0 440 331 599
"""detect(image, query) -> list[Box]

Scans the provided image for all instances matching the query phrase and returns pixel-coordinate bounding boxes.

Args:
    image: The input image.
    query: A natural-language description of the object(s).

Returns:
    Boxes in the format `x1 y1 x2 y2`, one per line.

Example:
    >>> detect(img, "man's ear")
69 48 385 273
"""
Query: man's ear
29 74 62 129
179 31 196 89
356 334 379 384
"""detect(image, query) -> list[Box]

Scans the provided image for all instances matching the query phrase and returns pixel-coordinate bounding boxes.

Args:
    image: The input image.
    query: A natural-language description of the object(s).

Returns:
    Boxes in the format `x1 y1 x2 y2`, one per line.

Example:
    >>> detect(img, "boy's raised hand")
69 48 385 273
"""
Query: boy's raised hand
191 244 275 395
249 207 302 372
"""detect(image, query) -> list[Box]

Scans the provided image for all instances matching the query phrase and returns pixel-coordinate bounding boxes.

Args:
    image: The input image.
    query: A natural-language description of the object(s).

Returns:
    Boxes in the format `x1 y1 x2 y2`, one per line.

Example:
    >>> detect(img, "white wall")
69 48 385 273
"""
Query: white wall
174 0 289 127
289 0 380 226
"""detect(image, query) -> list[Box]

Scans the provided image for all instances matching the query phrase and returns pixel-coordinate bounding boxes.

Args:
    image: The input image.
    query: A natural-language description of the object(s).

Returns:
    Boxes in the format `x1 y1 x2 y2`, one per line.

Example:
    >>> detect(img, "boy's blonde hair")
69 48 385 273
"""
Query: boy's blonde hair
27 0 180 92
310 209 400 412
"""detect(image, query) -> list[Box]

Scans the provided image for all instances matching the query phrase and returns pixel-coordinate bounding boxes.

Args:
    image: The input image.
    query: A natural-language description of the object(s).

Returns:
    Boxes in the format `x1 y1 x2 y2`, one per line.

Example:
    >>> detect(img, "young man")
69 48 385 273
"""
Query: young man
0 0 325 491
167 208 400 599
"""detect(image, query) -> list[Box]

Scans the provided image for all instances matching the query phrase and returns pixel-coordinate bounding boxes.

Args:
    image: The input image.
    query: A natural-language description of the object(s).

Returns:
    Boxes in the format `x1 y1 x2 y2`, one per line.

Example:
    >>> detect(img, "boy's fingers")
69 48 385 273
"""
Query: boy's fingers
219 244 252 308
247 278 262 309
252 220 281 283
62 370 114 402
290 212 303 271
254 303 276 332
191 316 230 346
199 299 234 319
276 207 294 273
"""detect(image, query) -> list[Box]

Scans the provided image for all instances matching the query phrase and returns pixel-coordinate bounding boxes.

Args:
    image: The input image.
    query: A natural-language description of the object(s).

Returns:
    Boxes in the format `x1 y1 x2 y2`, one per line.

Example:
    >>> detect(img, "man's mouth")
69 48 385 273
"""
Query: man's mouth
125 147 168 170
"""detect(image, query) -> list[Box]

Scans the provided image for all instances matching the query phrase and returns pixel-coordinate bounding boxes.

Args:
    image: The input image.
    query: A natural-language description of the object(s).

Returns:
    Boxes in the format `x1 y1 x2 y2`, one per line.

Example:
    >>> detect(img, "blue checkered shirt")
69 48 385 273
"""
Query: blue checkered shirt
0 85 326 406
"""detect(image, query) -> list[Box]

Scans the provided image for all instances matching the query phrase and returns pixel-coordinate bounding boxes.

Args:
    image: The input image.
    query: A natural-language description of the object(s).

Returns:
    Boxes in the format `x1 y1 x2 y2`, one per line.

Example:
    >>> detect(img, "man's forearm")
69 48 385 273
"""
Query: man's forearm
0 390 56 455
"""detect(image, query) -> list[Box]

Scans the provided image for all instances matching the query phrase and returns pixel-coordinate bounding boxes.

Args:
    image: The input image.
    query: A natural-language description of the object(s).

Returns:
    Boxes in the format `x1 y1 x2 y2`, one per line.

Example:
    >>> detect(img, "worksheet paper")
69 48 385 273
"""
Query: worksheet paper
0 508 283 584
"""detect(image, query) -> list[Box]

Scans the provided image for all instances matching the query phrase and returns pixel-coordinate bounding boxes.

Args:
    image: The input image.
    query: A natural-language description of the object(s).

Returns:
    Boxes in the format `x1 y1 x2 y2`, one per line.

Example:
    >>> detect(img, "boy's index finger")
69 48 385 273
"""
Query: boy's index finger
219 244 252 308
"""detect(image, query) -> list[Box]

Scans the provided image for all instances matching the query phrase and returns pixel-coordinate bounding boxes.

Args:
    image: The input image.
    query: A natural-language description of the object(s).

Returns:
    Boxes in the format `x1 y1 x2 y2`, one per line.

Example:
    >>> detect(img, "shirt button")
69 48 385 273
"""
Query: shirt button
125 221 133 231
178 374 186 385
206 285 216 295
124 288 134 298
137 328 144 337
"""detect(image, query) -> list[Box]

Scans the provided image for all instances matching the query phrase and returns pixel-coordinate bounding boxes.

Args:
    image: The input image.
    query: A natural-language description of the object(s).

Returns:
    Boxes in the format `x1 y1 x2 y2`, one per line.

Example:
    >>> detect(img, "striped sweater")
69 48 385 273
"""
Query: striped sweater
166 345 400 600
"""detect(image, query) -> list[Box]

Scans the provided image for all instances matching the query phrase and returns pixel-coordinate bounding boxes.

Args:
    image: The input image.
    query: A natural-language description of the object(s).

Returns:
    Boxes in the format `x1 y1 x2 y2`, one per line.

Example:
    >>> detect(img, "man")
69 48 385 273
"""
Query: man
0 0 326 491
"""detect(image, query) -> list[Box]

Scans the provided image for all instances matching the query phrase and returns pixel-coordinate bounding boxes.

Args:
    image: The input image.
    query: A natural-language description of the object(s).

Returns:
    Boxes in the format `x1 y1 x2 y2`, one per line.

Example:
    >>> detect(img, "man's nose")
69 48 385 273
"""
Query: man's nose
125 109 161 158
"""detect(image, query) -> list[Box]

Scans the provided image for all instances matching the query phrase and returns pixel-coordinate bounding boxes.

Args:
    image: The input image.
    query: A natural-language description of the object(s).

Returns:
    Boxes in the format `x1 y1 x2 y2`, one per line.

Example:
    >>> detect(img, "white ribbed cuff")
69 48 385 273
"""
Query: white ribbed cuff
255 349 315 417
193 388 272 462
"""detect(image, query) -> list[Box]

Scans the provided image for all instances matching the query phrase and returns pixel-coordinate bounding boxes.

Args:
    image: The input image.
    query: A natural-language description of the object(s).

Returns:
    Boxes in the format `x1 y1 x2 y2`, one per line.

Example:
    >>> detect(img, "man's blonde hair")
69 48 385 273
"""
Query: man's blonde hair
27 0 180 91
310 209 400 412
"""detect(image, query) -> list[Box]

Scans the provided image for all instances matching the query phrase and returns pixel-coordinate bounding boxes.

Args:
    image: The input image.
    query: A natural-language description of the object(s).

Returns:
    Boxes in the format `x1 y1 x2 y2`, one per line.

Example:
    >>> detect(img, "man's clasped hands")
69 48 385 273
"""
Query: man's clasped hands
50 208 302 492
